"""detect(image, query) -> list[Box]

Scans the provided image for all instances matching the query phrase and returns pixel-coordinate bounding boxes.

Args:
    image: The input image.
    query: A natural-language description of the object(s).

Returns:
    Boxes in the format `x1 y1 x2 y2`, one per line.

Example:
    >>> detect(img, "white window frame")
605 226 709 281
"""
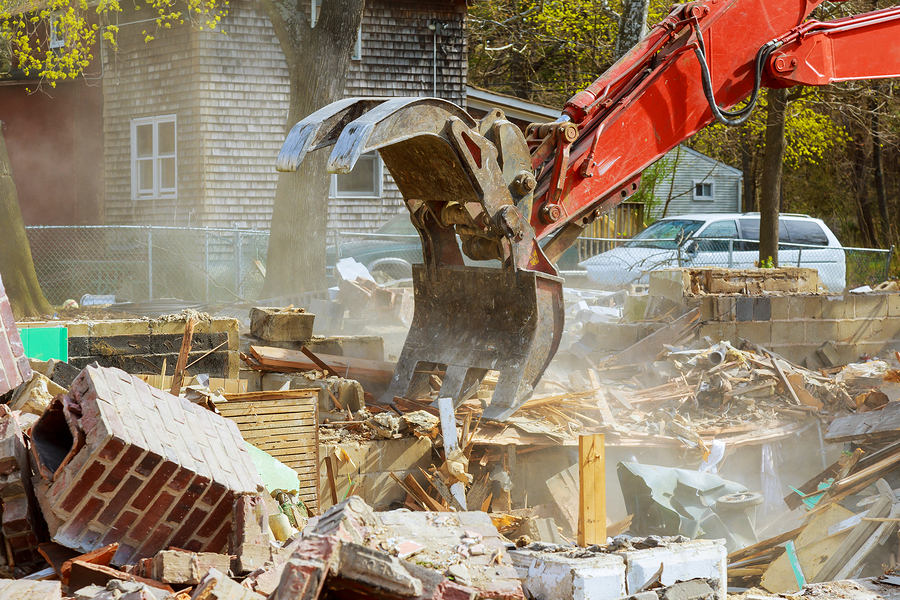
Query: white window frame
330 152 383 198
692 179 715 201
131 114 177 201
49 14 65 50
312 0 362 59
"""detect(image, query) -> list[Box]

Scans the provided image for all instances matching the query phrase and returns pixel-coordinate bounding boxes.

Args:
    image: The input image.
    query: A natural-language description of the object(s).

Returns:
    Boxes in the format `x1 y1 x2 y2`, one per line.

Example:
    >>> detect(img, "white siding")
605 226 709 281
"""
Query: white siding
648 146 742 219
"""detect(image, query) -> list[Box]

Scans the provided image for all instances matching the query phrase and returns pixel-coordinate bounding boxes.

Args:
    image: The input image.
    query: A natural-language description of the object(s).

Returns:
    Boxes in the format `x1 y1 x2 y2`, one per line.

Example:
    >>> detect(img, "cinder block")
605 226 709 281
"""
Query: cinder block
887 293 900 317
804 319 841 345
854 294 889 319
190 568 265 600
700 297 716 321
508 549 627 600
820 296 854 320
621 540 726 600
250 308 314 342
89 320 150 338
377 437 432 473
729 320 772 345
151 550 232 584
769 320 805 345
789 296 822 319
697 322 739 344
769 296 791 321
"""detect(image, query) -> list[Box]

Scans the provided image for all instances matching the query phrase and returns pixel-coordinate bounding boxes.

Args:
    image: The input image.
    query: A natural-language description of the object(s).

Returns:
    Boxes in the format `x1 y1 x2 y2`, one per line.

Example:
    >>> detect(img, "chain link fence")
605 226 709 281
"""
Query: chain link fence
576 236 893 292
25 226 269 305
329 231 422 281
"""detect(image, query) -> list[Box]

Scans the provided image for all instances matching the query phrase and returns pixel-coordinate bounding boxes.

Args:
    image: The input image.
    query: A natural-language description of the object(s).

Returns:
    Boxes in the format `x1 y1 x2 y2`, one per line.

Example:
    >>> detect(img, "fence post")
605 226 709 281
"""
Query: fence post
886 246 895 282
797 247 803 267
205 232 210 303
233 231 242 298
147 227 154 300
336 230 342 260
728 239 734 268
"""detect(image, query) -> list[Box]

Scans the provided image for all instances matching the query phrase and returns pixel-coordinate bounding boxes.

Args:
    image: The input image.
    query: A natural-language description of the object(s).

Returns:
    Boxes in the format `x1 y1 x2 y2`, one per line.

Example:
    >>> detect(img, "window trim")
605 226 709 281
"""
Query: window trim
131 114 177 201
692 179 715 201
329 152 383 198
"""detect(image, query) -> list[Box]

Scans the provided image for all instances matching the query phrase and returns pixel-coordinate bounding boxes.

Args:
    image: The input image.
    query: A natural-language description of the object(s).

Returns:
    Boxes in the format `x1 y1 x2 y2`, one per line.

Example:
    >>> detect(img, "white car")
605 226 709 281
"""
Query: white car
579 213 846 291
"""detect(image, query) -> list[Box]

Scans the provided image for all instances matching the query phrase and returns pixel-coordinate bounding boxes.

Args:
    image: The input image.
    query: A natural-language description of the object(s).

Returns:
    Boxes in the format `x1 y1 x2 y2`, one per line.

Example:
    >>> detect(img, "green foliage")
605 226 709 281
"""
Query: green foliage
630 155 671 225
759 256 774 269
0 0 227 86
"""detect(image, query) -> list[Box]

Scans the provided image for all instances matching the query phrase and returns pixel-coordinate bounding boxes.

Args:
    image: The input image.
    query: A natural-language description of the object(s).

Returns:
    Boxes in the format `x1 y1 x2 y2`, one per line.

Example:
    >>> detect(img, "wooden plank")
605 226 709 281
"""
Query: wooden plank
760 504 854 593
728 524 807 563
223 389 319 401
770 358 801 406
325 456 338 504
577 434 605 546
170 316 197 396
225 413 317 426
218 404 317 417
300 347 339 377
832 502 900 580
811 494 894 583
249 345 395 384
587 370 618 427
613 308 699 366
825 400 900 443
403 473 446 512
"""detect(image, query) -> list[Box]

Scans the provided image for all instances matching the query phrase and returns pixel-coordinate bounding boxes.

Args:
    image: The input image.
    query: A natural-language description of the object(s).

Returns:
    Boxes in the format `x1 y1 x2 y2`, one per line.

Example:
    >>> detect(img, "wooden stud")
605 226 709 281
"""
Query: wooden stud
578 433 606 547
169 316 197 396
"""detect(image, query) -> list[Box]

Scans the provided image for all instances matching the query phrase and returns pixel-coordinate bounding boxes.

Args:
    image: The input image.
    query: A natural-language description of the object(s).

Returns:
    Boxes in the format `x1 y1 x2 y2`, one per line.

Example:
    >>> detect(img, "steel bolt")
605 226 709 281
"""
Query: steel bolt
513 172 537 195
540 204 562 223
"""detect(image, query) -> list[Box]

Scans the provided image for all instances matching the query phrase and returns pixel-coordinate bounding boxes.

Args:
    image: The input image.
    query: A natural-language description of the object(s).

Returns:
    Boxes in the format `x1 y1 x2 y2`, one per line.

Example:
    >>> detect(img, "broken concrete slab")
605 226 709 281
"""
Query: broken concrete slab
250 307 315 342
0 579 62 599
29 364 266 564
191 568 266 599
149 549 233 585
9 371 67 416
623 540 726 600
508 549 627 600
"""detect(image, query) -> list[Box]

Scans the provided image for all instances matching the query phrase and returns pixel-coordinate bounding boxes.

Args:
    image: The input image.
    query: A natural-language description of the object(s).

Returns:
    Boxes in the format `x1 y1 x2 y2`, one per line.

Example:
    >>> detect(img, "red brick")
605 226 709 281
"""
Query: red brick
112 543 138 565
201 482 226 507
98 476 143 526
133 523 174 560
168 507 210 549
197 492 234 538
100 511 139 547
63 496 105 540
132 461 178 511
1 496 31 534
97 445 143 494
204 521 232 554
132 492 176 540
60 461 107 512
134 452 161 477
166 475 209 523
167 467 193 492
184 539 203 552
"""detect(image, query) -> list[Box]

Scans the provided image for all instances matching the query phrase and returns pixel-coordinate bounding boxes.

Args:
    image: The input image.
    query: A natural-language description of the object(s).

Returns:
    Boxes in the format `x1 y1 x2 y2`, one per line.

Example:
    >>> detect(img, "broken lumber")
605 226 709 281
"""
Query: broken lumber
249 345 395 386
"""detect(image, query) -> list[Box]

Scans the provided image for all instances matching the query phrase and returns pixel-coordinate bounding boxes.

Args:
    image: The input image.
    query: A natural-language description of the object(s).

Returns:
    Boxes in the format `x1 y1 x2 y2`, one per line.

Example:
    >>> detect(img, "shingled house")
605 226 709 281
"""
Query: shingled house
100 0 467 237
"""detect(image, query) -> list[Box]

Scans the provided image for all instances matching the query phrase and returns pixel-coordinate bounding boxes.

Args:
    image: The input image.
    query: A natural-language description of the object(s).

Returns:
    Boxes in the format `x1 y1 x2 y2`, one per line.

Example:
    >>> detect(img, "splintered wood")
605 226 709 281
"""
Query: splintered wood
218 389 320 512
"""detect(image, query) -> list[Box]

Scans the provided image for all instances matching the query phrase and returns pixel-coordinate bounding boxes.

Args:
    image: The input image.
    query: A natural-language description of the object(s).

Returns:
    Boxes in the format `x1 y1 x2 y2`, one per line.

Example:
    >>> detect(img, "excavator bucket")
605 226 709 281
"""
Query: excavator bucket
277 97 565 421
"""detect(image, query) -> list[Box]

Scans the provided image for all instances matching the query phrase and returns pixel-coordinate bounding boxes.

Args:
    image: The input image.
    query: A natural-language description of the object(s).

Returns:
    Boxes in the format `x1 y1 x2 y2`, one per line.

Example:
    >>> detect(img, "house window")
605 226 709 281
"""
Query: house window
330 152 382 198
693 180 715 201
311 0 362 59
131 115 177 200
49 15 65 50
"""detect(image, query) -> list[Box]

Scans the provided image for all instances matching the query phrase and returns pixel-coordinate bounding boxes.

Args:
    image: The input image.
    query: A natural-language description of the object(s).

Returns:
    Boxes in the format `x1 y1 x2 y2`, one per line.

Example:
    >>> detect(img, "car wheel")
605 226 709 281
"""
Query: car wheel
366 257 413 282
716 492 763 510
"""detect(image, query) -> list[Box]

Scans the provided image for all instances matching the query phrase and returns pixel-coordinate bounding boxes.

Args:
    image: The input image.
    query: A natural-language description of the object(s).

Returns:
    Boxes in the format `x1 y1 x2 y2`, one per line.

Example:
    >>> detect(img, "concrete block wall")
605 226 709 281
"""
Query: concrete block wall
320 438 433 511
30 365 264 565
16 317 240 379
698 293 900 365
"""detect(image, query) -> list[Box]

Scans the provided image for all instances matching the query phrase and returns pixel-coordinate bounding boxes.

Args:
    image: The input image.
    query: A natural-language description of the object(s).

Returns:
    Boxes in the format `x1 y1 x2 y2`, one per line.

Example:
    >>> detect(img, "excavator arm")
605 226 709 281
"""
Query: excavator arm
277 0 900 421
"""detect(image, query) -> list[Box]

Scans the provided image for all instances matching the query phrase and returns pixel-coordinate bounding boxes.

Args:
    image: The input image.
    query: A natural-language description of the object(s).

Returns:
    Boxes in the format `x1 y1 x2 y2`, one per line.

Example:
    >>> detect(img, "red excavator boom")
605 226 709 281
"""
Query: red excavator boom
276 0 900 421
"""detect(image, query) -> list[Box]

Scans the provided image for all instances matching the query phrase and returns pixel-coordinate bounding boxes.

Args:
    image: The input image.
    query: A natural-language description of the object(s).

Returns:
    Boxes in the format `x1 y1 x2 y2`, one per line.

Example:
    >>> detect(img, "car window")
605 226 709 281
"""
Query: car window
693 220 737 252
625 219 704 249
783 220 829 246
376 214 418 235
737 218 791 251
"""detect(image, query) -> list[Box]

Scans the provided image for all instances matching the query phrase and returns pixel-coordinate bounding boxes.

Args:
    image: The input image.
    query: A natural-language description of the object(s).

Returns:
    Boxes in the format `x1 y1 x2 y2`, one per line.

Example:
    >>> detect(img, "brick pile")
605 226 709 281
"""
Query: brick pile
0 405 43 566
29 364 265 565
0 273 32 395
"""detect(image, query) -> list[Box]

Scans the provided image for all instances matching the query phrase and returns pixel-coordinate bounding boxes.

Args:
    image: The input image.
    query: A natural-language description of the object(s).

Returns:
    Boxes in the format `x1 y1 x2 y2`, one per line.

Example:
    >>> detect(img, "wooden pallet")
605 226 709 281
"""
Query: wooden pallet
219 390 319 512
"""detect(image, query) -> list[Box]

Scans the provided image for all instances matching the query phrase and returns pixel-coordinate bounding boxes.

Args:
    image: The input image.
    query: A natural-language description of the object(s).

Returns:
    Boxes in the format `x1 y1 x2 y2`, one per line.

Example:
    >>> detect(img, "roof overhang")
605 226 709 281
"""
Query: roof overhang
466 86 561 124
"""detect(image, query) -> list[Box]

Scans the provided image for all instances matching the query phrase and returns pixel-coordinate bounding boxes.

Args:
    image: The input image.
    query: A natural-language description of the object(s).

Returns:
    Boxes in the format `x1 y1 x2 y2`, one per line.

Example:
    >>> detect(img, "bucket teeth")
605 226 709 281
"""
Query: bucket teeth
380 265 564 422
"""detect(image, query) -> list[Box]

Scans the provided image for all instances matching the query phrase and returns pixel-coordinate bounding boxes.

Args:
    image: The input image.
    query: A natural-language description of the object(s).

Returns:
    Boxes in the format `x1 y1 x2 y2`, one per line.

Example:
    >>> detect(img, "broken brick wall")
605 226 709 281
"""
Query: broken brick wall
30 364 264 565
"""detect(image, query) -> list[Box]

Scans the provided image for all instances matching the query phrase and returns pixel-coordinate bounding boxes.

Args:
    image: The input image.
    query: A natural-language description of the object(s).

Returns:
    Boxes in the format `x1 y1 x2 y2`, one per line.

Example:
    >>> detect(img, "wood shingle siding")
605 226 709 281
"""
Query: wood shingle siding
102 0 467 237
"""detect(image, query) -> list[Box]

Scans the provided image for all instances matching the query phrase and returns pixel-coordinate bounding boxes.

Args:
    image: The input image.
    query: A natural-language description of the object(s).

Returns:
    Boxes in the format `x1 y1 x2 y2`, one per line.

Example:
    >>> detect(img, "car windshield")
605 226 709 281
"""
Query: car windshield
376 214 418 235
624 219 704 249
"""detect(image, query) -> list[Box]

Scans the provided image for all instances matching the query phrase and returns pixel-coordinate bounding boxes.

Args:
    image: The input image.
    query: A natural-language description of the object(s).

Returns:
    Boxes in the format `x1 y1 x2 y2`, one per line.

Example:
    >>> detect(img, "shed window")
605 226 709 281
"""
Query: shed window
131 115 176 200
693 180 715 201
331 152 382 198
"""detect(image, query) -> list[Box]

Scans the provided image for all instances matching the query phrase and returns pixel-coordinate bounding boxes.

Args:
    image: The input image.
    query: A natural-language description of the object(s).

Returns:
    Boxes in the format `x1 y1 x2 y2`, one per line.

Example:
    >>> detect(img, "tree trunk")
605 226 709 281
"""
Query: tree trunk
0 125 53 319
872 105 891 246
260 0 366 298
615 0 649 61
740 128 756 212
758 88 788 266
851 134 878 247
